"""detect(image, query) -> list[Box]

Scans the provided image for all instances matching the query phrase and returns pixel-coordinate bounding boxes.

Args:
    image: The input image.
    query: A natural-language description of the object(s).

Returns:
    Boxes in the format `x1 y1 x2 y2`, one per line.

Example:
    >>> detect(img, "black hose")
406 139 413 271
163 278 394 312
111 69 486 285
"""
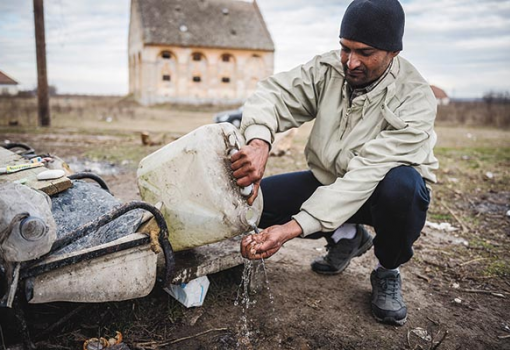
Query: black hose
23 201 174 286
2 142 33 152
68 172 111 193
2 143 36 159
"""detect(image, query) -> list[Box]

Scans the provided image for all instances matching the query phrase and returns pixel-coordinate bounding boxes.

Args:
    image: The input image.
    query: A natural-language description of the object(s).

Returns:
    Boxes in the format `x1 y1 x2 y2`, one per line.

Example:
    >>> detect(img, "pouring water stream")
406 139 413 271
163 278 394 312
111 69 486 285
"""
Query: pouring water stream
235 225 281 348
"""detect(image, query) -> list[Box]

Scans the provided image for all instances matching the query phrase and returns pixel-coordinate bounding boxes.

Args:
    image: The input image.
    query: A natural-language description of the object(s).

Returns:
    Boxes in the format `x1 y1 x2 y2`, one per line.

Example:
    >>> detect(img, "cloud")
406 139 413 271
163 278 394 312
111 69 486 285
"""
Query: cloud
0 0 129 94
257 0 510 97
0 0 508 97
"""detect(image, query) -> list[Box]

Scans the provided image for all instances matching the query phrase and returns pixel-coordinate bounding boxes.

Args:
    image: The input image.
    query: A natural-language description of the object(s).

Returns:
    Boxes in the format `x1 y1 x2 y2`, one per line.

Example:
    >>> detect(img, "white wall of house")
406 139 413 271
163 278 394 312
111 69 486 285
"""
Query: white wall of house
437 97 450 106
129 45 274 105
0 84 18 96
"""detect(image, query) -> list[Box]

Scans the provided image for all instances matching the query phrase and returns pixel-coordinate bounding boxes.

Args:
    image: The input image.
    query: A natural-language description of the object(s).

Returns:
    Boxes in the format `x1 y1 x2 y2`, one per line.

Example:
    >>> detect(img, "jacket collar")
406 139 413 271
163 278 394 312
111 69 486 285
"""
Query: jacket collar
320 51 401 109
364 56 400 104
350 60 393 103
319 50 344 77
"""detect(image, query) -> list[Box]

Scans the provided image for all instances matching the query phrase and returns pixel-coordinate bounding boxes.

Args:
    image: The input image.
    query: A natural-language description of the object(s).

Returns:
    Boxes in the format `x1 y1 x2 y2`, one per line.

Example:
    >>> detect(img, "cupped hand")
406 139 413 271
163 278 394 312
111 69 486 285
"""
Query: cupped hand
240 220 303 260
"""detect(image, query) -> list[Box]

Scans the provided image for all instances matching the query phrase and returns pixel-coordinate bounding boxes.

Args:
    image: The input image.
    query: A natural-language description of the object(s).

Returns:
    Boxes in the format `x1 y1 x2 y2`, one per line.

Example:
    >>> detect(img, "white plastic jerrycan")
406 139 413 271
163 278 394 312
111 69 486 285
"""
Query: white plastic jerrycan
137 123 263 252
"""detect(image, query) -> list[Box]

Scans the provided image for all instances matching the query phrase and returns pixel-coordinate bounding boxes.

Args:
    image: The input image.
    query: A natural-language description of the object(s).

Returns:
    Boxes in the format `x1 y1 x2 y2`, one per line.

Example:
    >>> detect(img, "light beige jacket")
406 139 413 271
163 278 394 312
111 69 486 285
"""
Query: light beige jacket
241 50 439 236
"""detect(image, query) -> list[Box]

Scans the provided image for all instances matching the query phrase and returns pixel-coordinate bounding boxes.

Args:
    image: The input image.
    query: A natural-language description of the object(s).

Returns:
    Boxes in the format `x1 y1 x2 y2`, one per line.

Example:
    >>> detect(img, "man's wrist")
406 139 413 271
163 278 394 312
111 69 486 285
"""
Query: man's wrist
282 220 303 242
248 138 270 152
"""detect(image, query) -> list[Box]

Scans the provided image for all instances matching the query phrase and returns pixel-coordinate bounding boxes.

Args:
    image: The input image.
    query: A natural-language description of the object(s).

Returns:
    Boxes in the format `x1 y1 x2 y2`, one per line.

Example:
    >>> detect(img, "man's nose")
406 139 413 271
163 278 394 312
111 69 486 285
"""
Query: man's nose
347 53 361 70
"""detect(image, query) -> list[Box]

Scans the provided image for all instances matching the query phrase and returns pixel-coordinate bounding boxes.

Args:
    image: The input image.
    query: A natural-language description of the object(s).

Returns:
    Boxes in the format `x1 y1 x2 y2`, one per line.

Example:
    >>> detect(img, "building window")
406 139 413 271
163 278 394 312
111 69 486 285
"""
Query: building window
221 77 230 83
222 55 230 62
193 76 201 83
161 51 171 59
192 53 202 61
162 75 171 81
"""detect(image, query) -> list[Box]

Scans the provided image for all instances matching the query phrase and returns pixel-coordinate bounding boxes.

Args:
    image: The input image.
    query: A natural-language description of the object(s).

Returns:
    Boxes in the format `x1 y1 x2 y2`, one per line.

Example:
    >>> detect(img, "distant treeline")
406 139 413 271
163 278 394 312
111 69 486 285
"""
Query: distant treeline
437 91 510 128
1 93 509 129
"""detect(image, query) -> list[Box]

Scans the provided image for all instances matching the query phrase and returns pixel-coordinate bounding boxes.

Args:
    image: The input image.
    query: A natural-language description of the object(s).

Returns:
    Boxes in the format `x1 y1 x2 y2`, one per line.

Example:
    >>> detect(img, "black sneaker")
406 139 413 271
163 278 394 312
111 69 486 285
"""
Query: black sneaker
311 224 373 275
370 268 407 326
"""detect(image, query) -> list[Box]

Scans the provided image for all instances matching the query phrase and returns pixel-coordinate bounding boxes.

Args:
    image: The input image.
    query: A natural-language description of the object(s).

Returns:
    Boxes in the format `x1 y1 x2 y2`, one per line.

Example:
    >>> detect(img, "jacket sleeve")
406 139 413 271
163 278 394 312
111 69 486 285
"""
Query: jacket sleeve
293 85 437 235
241 55 327 145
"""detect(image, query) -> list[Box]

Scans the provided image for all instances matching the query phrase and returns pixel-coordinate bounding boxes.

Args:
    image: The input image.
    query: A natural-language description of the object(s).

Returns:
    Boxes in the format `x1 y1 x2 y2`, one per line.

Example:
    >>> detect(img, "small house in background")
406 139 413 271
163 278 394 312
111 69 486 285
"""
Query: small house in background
128 0 275 106
0 70 19 96
430 85 450 106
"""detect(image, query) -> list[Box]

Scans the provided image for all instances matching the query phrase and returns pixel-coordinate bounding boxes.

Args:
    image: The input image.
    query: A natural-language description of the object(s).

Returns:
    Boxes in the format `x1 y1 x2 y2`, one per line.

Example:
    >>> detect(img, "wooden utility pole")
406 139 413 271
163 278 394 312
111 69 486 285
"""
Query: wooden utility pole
33 0 50 127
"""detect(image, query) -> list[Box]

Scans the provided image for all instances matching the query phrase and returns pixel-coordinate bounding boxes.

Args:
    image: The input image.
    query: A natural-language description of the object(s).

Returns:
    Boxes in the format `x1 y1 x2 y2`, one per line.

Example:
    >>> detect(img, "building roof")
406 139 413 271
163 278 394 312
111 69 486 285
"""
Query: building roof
134 0 275 51
0 70 18 85
430 85 448 99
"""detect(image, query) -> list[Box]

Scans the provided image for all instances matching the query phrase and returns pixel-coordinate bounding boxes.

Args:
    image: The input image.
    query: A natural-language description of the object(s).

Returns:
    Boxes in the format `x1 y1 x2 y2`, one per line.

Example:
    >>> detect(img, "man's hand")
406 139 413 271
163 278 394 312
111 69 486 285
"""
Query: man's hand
230 138 270 205
240 220 303 260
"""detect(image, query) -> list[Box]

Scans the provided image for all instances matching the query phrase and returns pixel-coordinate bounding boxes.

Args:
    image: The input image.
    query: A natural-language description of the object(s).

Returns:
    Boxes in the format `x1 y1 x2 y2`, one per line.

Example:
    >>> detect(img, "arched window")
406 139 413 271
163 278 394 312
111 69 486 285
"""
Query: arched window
156 50 177 96
190 52 207 83
218 53 235 85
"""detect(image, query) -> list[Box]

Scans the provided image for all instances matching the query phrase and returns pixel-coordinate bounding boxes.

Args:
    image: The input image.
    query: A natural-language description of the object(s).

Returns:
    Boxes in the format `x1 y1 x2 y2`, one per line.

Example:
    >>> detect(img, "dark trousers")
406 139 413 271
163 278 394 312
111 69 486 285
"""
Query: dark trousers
259 166 430 269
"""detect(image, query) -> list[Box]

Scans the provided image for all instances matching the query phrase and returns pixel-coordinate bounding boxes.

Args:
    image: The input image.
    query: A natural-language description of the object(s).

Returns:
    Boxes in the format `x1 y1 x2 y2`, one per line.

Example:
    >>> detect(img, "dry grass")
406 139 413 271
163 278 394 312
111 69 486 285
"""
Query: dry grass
436 101 510 128
0 96 234 133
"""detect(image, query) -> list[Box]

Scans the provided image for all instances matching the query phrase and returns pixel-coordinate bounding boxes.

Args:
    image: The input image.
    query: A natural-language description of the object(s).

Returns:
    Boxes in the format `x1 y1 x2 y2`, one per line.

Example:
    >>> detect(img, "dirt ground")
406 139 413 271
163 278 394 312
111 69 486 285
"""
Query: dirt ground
1 98 509 349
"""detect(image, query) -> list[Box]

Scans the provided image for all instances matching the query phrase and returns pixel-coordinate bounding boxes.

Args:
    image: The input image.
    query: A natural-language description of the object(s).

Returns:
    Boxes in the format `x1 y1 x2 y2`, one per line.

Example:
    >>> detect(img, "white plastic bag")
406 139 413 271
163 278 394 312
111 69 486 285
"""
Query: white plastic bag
164 276 210 308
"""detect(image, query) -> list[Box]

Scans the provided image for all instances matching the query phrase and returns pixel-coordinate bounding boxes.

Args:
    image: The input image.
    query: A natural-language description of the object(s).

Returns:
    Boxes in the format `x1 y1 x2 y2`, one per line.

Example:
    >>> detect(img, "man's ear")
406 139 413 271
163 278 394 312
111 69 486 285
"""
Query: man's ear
390 51 401 58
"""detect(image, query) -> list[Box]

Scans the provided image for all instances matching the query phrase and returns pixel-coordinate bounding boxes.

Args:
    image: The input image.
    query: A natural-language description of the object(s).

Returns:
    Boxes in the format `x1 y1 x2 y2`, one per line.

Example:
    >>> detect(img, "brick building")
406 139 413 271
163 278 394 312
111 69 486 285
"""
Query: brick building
128 0 275 105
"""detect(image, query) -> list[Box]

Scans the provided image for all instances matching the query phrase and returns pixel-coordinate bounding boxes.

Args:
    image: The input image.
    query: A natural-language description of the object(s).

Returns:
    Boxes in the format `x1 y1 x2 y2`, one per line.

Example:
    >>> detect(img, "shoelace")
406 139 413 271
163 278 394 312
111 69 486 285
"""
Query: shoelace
377 276 400 300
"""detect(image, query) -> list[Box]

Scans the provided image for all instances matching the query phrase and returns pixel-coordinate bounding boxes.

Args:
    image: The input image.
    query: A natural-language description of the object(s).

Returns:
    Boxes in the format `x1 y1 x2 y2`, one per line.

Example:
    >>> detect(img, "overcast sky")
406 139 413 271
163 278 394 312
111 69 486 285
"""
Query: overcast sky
1 0 509 98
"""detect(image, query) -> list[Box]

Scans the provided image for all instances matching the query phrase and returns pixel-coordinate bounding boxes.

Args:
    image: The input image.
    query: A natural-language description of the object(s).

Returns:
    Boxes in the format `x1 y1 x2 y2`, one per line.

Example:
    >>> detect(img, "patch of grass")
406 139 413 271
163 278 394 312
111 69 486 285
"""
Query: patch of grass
464 215 482 227
84 144 158 169
469 238 496 251
428 212 452 221
165 300 185 324
484 260 510 277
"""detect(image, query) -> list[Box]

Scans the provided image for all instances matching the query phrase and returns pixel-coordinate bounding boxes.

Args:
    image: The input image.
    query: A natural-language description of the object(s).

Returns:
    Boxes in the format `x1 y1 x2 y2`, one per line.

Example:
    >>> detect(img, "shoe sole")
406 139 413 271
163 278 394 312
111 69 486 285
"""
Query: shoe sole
313 235 374 275
373 312 407 326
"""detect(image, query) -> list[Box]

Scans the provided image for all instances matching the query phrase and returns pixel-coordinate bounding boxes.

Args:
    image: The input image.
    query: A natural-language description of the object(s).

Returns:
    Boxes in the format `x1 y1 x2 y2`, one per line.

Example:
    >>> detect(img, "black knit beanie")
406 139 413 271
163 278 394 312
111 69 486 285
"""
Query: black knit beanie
340 0 405 51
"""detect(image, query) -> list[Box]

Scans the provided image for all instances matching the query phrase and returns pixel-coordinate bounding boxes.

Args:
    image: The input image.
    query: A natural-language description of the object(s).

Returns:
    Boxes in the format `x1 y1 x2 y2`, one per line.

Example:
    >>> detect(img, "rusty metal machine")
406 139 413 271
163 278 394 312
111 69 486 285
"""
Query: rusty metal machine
0 123 260 349
0 144 174 349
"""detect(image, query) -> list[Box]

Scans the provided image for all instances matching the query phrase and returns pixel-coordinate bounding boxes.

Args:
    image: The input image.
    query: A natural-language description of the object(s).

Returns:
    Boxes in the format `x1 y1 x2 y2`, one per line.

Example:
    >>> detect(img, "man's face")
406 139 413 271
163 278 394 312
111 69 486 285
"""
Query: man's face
340 38 399 88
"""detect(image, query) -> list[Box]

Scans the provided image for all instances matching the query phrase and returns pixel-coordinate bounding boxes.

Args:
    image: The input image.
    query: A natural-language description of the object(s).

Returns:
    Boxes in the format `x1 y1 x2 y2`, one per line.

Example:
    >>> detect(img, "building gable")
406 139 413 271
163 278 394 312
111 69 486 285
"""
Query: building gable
430 85 450 106
430 85 448 99
0 70 18 85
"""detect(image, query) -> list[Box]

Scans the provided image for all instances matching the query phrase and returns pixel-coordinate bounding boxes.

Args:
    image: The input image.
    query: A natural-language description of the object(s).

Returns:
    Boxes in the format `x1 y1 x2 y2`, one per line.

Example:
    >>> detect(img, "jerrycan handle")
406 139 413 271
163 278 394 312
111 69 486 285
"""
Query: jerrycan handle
228 149 254 198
